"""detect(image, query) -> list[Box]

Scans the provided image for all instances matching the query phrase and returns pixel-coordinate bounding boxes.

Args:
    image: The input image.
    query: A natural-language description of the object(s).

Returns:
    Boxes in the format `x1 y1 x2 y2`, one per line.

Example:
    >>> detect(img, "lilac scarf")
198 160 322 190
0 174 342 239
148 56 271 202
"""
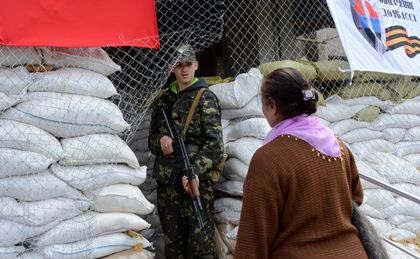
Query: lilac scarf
264 114 341 157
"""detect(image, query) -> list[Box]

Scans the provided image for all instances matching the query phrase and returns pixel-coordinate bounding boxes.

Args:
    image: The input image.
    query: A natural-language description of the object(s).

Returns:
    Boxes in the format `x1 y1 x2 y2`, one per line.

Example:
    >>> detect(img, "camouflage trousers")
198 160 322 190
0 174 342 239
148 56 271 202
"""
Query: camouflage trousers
157 178 215 259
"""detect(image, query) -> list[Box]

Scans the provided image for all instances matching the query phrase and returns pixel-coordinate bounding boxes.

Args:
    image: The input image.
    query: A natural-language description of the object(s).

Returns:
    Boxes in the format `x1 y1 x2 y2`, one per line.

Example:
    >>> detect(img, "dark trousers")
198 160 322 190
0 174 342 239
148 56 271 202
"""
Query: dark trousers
157 179 215 259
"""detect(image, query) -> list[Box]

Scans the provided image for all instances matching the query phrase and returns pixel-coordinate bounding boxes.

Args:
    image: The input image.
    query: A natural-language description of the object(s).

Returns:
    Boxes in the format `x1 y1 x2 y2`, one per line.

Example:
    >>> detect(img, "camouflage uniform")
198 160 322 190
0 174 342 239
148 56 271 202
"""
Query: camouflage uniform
148 77 224 259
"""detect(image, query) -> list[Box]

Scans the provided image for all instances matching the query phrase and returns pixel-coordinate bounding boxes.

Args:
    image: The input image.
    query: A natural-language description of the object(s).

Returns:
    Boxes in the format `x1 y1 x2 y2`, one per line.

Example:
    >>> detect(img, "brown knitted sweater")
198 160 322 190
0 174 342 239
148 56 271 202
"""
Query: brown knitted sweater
234 135 368 259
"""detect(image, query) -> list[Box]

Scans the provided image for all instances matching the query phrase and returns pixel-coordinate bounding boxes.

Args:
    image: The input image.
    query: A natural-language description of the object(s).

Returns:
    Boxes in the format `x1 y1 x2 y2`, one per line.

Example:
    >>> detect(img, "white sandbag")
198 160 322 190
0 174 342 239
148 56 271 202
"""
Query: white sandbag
42 233 150 259
0 93 18 112
29 68 118 98
394 141 420 157
37 212 151 246
0 171 85 201
329 119 370 135
387 215 415 226
215 180 243 196
382 128 406 143
0 246 25 259
0 46 42 66
224 137 263 165
359 204 386 219
222 97 263 120
227 226 238 240
398 220 420 235
404 126 420 141
223 158 249 181
356 160 389 189
40 47 121 75
341 128 384 144
1 92 129 138
366 217 393 235
0 219 58 246
380 198 420 218
317 117 330 127
340 96 393 110
0 197 89 227
403 154 420 168
18 252 44 259
223 118 270 143
350 139 396 157
215 198 242 225
389 228 416 242
392 183 420 198
369 114 420 130
0 148 53 178
315 103 366 122
60 134 140 169
103 248 155 259
51 164 146 191
210 68 262 109
85 184 154 215
221 119 231 129
386 100 420 115
214 223 231 259
0 119 63 161
363 189 395 209
0 67 31 95
362 152 420 185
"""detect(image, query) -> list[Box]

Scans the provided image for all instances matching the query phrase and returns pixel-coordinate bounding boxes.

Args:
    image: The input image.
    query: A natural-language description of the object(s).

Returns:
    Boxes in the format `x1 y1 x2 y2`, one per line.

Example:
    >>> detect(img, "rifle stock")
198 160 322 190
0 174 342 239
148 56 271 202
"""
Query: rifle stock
161 109 204 228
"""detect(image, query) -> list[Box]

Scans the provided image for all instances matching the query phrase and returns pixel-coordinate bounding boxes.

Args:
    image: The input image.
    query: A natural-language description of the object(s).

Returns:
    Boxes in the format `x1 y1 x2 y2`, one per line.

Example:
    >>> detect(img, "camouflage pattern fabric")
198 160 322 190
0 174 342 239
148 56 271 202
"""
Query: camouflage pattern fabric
157 180 215 259
148 77 223 258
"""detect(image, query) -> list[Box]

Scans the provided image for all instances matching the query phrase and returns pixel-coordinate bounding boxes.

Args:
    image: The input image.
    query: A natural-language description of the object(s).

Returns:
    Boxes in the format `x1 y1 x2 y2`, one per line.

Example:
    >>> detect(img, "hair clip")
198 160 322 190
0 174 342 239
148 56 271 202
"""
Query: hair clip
302 89 317 101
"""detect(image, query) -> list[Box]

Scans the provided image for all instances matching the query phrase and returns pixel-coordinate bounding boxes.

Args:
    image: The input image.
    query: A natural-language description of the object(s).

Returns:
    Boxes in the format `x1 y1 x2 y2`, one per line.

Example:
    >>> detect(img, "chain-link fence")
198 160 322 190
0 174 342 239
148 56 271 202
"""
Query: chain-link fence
0 0 419 258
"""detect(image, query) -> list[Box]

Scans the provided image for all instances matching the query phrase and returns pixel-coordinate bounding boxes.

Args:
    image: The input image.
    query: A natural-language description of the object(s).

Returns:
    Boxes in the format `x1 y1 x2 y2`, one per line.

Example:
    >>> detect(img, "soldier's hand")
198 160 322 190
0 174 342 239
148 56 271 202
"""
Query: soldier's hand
160 135 174 155
182 175 199 197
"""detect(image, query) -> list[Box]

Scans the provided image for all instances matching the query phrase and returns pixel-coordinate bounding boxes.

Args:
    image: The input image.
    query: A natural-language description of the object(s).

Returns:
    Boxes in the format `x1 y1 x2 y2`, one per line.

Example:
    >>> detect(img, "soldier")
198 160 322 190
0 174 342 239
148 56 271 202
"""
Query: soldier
148 44 224 259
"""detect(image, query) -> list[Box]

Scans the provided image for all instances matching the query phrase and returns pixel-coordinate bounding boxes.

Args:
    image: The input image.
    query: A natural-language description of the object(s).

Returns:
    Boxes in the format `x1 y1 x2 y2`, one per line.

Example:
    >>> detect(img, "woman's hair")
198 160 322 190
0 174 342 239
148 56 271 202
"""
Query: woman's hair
262 67 318 119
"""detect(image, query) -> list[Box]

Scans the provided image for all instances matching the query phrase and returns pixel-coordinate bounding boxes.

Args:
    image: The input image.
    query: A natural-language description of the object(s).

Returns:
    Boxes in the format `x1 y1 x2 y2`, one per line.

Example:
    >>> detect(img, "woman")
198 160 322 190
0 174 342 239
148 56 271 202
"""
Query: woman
234 68 369 258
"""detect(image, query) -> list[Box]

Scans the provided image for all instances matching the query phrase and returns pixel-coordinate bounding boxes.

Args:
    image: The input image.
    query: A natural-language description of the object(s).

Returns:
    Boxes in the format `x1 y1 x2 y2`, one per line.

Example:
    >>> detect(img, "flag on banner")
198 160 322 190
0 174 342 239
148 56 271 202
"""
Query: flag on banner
326 0 420 76
0 0 159 49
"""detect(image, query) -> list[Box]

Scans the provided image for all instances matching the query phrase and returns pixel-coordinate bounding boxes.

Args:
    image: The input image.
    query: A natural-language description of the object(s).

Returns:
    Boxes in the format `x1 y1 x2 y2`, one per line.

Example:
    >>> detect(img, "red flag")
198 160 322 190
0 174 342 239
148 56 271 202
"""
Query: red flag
0 0 159 49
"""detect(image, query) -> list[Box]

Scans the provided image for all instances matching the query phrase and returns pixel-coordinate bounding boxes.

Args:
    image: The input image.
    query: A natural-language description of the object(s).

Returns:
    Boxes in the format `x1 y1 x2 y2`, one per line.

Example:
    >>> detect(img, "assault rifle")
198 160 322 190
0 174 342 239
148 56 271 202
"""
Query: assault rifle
161 109 204 228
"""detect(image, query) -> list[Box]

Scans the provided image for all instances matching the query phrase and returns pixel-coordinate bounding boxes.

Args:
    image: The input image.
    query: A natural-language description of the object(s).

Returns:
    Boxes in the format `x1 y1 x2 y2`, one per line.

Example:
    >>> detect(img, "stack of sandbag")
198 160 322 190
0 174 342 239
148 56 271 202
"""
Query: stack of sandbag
130 110 166 259
0 46 155 258
316 89 420 252
210 68 269 258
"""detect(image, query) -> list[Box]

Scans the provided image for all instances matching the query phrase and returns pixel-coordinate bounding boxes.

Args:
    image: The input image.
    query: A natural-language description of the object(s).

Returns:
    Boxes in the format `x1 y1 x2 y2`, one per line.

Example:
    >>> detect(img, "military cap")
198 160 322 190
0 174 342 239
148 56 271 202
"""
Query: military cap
175 44 197 64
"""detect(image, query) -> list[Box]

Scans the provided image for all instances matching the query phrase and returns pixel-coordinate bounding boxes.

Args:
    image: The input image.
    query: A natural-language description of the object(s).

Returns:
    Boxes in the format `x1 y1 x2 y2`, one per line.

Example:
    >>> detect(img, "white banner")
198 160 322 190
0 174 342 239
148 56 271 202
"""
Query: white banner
326 0 420 76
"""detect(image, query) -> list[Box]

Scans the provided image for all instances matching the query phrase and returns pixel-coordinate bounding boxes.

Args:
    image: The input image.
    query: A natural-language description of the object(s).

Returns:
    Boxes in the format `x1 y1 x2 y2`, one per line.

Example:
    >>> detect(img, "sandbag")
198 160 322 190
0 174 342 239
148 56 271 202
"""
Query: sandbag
215 180 243 196
395 141 420 157
37 212 151 246
0 93 18 112
369 114 420 130
350 139 396 156
40 47 121 75
0 219 58 246
381 198 420 218
0 119 63 161
85 184 154 215
389 228 416 242
222 158 248 181
356 160 389 189
222 97 264 120
404 126 420 141
315 103 366 122
366 217 393 235
362 152 420 185
223 117 270 143
224 137 263 165
352 106 381 122
209 68 263 109
386 100 420 115
363 189 395 209
358 204 386 219
340 96 393 110
341 128 384 144
60 134 140 169
338 82 392 100
1 92 129 138
382 128 406 143
0 148 53 178
0 171 85 201
103 248 155 259
403 154 420 168
0 246 25 259
51 164 146 191
0 197 89 227
42 233 150 259
258 60 317 81
329 119 370 136
214 198 242 225
29 68 118 98
0 46 42 66
387 80 417 101
314 60 351 81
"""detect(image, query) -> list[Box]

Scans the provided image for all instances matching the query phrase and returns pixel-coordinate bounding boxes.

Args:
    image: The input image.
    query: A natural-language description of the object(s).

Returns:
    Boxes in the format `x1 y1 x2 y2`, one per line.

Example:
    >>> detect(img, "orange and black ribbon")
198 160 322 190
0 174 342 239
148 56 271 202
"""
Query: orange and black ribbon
385 26 420 58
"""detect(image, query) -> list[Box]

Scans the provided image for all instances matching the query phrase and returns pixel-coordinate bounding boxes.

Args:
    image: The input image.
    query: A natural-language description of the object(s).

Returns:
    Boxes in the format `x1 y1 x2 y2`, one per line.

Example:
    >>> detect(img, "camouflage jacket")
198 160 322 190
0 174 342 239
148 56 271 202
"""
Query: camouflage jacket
148 77 224 183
